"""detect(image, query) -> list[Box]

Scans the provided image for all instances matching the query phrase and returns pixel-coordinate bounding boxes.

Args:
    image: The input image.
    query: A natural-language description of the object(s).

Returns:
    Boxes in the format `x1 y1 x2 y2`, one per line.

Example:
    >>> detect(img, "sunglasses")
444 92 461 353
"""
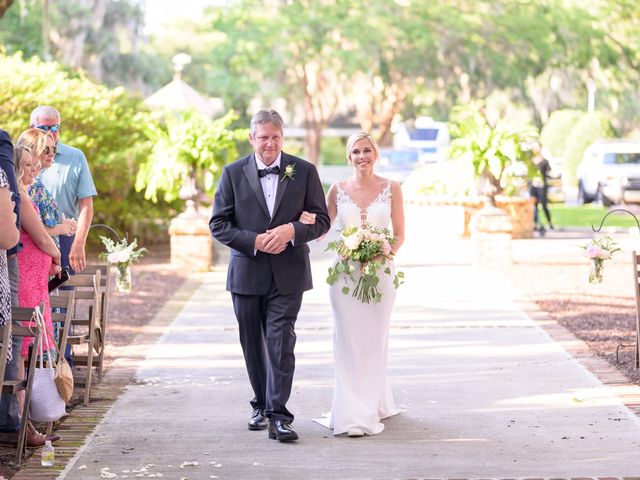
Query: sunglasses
44 146 57 155
35 124 60 133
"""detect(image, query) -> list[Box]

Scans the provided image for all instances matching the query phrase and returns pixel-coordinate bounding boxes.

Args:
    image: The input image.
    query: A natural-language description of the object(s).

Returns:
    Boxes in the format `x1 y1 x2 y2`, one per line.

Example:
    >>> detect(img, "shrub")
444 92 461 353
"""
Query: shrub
135 109 246 203
540 109 583 160
562 112 614 185
448 103 537 204
402 160 474 202
0 52 180 245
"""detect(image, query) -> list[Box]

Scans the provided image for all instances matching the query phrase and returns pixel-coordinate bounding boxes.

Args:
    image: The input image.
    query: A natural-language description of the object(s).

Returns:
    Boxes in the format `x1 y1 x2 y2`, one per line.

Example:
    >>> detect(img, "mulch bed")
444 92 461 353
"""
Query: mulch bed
506 253 640 384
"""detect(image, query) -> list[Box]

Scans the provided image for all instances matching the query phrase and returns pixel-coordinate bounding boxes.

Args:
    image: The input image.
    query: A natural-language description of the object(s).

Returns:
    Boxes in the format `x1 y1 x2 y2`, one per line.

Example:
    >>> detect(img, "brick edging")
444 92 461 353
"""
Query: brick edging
518 298 640 419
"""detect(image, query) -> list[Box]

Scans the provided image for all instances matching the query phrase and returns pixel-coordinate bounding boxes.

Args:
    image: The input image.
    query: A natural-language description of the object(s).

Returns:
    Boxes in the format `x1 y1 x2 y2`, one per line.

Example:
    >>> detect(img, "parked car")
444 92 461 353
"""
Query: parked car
577 140 640 206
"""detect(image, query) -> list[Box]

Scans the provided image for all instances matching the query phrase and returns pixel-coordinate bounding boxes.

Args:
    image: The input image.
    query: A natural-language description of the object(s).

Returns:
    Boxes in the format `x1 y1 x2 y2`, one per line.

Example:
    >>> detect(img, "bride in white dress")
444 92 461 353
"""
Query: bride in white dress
305 131 405 437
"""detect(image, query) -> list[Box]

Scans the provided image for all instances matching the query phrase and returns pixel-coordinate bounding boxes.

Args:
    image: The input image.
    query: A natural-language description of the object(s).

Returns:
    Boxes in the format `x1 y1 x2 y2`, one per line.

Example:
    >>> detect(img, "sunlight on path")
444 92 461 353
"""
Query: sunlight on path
60 239 640 479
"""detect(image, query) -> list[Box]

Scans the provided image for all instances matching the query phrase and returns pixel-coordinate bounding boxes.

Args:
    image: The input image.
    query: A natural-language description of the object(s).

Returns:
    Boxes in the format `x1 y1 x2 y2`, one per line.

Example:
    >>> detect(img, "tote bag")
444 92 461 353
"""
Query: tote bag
28 307 67 423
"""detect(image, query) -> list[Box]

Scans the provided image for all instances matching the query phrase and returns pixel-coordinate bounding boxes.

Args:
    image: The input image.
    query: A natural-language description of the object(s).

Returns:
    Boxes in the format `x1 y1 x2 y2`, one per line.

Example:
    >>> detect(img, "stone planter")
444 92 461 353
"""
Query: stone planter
494 196 535 239
470 203 513 269
406 195 535 239
168 200 213 271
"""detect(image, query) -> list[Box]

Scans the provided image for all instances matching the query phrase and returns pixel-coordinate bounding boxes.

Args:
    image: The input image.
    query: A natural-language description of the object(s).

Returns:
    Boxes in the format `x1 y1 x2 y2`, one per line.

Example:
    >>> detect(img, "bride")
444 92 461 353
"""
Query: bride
304 131 405 437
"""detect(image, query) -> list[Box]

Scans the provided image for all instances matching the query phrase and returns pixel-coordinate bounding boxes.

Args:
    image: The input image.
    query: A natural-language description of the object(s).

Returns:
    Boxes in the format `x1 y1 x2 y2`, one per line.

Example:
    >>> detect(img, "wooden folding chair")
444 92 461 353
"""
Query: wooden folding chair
82 263 112 381
66 270 101 405
632 252 640 368
47 290 75 433
50 290 75 374
0 306 42 465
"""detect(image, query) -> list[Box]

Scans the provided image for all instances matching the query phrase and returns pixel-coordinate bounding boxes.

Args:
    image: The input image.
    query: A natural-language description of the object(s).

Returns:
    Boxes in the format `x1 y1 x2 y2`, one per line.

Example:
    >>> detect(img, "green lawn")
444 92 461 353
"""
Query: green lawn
549 204 640 228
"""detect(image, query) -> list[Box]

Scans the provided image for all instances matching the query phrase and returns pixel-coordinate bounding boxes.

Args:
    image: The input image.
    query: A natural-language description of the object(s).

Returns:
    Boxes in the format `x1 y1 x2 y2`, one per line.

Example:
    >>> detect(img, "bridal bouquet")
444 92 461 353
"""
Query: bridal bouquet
99 236 146 293
580 234 620 284
326 224 404 304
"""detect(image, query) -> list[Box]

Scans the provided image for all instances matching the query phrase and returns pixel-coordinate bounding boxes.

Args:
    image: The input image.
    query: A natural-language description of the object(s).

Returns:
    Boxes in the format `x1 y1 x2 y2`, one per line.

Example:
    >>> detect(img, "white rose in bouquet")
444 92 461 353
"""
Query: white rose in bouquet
117 250 131 263
342 231 362 250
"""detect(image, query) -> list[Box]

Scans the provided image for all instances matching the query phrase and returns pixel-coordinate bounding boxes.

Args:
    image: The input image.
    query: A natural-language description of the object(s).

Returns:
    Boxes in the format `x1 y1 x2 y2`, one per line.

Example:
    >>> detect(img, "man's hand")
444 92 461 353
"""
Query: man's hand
255 232 286 255
69 240 86 272
260 223 295 254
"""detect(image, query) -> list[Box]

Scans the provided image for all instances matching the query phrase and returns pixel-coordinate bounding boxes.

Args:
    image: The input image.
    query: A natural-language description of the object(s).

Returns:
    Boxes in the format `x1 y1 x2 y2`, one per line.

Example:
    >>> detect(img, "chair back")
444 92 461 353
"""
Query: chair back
49 290 75 361
633 252 640 368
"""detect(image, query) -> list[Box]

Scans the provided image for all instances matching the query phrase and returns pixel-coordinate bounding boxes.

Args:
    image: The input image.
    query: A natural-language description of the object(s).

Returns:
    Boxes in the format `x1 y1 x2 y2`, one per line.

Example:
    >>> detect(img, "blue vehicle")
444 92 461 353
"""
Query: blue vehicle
377 149 420 182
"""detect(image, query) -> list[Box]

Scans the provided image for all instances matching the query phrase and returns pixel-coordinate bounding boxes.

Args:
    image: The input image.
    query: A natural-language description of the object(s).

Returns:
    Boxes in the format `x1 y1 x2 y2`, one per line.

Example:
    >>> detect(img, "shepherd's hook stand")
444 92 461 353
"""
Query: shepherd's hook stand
89 224 125 243
592 208 640 368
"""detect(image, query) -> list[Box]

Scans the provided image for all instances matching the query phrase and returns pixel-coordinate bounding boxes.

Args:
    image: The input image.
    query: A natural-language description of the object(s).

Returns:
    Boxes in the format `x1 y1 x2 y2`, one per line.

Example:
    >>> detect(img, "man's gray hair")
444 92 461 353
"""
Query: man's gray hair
29 106 61 127
250 109 284 136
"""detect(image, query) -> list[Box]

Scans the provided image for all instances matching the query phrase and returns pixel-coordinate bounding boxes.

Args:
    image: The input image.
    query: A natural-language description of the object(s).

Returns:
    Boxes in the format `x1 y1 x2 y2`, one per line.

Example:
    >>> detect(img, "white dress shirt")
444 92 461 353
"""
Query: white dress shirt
256 153 281 218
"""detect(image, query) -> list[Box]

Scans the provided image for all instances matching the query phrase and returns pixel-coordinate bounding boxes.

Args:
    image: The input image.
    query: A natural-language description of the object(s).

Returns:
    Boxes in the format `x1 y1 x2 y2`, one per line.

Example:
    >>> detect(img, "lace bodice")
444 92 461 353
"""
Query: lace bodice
335 181 392 230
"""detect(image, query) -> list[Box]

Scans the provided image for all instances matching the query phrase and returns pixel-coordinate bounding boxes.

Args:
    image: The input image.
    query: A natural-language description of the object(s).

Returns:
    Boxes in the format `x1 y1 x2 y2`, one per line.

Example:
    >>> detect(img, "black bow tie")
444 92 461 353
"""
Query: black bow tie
258 165 280 178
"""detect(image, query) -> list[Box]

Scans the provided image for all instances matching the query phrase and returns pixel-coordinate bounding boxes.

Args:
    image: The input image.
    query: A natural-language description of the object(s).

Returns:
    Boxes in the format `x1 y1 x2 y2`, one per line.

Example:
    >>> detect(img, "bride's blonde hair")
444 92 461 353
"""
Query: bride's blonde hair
345 131 380 163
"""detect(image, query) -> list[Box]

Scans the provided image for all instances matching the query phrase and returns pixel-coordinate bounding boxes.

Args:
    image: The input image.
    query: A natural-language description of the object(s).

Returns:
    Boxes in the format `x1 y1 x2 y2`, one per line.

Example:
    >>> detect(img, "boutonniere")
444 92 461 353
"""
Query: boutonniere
281 164 296 182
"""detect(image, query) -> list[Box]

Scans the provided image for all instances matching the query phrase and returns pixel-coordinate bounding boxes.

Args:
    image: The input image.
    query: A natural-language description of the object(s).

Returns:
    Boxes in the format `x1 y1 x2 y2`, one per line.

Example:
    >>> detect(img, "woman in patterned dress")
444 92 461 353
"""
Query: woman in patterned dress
17 129 76 242
13 145 60 360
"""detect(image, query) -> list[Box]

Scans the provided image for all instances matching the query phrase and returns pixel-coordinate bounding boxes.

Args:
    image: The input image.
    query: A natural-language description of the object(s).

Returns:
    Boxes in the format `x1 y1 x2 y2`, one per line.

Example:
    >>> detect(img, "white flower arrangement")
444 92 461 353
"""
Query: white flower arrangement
99 236 146 292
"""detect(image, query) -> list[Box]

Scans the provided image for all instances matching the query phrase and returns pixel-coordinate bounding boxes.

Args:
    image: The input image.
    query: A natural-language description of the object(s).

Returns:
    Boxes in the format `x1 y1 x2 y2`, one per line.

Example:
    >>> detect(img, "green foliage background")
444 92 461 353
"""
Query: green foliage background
540 109 584 160
562 113 615 185
0 52 179 245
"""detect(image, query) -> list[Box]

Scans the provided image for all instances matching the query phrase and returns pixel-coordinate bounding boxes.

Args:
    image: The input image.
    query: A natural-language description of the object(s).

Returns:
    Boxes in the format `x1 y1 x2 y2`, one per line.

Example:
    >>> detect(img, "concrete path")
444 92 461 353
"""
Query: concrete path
59 234 640 479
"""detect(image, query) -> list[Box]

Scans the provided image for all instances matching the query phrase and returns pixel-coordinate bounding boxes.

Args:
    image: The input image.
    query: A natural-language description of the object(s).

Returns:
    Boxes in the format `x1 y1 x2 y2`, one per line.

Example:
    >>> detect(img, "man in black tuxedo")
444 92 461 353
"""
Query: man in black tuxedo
210 110 330 442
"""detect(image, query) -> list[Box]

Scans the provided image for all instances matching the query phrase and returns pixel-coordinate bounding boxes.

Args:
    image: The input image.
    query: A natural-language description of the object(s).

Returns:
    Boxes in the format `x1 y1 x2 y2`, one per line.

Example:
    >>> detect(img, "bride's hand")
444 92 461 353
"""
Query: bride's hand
298 211 316 225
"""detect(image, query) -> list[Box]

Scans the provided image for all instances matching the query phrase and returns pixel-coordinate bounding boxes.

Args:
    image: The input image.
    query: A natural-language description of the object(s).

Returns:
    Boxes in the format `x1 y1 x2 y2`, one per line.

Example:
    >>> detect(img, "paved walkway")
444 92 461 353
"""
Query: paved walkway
57 231 640 479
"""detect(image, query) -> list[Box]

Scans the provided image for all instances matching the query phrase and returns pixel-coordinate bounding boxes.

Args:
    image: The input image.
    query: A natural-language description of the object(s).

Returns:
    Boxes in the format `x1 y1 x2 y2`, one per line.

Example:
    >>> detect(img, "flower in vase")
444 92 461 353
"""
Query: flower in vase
580 234 620 284
99 235 146 293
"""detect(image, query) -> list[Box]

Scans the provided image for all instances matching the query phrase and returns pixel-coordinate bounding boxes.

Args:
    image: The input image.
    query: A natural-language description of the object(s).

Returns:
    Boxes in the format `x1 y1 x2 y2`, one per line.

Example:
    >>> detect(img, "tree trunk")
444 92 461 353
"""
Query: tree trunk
354 73 408 147
0 0 14 19
50 0 108 77
305 125 322 166
42 0 50 60
299 63 336 166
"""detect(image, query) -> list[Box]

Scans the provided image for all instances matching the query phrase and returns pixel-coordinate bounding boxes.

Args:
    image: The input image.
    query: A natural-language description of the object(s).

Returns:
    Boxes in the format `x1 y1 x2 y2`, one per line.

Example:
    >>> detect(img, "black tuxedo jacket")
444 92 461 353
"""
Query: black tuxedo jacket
210 152 330 295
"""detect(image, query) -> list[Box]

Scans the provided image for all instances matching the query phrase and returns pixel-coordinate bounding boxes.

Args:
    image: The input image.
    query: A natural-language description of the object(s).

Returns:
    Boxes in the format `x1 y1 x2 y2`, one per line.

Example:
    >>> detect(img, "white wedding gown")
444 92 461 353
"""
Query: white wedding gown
322 181 400 436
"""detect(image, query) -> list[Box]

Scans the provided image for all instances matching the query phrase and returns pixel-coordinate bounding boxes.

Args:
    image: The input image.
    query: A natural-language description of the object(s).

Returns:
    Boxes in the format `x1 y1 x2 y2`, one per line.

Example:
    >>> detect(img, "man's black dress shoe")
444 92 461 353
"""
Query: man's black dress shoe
268 419 298 442
248 408 268 431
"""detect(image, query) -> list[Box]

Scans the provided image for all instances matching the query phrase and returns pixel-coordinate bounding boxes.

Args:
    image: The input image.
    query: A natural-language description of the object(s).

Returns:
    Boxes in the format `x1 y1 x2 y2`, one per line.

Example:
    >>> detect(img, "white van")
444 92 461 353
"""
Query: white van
576 140 640 205
393 116 450 163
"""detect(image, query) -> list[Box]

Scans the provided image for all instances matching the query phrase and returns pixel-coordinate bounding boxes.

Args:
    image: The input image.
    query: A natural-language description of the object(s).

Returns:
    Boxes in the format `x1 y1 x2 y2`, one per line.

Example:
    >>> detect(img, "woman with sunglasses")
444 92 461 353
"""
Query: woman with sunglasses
16 129 77 243
13 145 64 445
